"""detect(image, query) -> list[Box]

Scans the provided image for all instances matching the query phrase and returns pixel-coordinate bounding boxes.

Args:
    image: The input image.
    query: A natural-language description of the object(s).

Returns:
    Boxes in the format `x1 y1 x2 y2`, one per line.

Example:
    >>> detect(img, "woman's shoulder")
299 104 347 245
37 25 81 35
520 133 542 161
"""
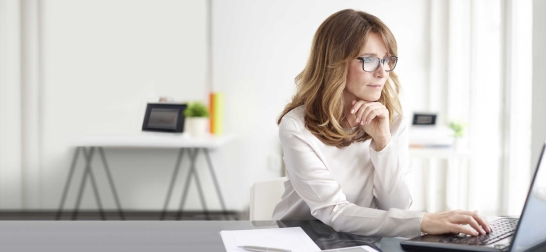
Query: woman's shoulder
281 105 305 123
279 105 306 133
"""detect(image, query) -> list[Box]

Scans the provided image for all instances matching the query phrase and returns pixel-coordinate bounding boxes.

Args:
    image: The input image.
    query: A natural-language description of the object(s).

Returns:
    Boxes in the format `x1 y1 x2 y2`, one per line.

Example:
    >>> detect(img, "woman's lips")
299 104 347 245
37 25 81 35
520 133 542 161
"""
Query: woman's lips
367 84 383 89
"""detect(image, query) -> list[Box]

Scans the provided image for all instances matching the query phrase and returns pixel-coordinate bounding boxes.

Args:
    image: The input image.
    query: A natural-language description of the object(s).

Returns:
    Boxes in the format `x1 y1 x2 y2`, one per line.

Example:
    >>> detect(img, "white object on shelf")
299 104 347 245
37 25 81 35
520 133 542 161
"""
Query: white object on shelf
186 117 209 138
409 125 454 147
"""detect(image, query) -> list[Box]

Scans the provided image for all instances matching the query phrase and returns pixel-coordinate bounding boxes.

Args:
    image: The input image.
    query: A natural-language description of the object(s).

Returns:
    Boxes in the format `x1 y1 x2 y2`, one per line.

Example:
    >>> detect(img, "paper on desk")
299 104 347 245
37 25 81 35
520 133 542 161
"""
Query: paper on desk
220 227 321 252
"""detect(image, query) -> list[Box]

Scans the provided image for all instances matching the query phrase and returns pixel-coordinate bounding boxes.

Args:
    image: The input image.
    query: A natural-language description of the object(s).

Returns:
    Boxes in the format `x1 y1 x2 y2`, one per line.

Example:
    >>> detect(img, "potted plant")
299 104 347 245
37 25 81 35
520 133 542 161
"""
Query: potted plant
184 101 210 137
448 120 466 150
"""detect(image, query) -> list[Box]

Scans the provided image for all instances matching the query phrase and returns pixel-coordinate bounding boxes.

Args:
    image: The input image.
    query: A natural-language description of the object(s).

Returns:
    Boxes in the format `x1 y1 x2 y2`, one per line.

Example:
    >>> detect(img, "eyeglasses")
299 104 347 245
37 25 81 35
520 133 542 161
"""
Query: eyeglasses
356 56 398 72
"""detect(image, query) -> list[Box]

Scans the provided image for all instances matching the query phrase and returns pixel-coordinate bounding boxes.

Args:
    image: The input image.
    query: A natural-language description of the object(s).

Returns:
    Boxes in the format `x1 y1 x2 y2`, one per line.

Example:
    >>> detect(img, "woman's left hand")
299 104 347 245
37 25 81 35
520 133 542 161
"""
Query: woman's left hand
350 100 391 150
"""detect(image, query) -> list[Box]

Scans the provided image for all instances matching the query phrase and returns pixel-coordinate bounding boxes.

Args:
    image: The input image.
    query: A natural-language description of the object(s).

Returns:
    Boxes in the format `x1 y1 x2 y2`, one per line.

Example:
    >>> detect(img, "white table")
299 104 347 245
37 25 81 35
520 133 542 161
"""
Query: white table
56 133 235 221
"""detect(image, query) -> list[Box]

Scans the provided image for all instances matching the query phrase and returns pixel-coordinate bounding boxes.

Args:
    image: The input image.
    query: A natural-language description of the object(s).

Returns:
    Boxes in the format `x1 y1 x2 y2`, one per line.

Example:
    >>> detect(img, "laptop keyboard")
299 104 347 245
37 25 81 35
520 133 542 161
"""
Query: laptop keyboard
440 218 518 246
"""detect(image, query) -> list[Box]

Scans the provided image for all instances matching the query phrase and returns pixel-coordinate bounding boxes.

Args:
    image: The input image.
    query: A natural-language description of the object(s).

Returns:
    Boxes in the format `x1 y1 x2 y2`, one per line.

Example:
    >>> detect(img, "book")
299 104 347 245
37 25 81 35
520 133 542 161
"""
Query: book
212 92 224 135
209 92 215 134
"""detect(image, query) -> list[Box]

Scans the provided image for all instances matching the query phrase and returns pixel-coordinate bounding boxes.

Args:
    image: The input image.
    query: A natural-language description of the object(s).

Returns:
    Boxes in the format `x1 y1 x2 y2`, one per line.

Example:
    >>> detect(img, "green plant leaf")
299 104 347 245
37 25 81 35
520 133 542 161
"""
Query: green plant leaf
184 102 209 117
448 121 465 138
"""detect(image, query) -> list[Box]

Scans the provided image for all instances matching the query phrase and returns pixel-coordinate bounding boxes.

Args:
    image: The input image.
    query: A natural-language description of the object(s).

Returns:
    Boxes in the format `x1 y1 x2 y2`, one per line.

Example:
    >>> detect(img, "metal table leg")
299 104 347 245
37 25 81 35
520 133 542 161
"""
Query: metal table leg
190 149 210 220
160 148 185 220
176 148 210 220
72 147 106 220
203 148 233 220
56 147 81 220
87 152 106 221
98 147 125 220
176 149 195 220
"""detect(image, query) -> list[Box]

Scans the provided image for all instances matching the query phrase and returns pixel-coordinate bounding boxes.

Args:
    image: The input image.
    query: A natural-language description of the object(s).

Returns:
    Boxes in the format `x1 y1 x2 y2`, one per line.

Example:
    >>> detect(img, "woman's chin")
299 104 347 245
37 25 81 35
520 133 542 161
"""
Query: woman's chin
357 95 381 102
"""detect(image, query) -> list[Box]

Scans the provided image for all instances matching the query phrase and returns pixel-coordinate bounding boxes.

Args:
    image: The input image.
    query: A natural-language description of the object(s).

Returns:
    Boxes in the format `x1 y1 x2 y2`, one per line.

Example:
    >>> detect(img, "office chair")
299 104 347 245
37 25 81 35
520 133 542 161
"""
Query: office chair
249 177 287 221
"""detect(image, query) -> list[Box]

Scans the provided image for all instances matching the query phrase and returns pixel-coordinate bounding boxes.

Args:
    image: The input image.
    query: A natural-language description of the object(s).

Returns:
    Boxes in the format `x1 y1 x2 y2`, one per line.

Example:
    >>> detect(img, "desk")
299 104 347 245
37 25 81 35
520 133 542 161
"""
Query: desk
3 219 545 251
0 220 407 251
56 133 235 221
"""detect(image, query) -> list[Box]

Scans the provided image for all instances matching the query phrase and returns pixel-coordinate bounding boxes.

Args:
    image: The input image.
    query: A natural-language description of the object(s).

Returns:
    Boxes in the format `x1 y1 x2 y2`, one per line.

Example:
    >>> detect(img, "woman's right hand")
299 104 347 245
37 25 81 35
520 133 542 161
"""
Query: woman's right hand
420 210 493 236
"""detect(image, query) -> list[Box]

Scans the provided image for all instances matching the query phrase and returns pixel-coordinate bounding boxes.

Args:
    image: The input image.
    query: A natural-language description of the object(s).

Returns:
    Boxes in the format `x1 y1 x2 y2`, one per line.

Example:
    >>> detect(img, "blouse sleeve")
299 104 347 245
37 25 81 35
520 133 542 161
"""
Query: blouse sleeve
369 116 414 211
279 116 423 237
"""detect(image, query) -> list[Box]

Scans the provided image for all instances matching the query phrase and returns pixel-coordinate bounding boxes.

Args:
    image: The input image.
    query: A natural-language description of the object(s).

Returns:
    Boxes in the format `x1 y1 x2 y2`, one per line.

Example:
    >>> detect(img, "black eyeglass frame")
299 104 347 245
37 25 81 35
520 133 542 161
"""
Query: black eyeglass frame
356 56 398 72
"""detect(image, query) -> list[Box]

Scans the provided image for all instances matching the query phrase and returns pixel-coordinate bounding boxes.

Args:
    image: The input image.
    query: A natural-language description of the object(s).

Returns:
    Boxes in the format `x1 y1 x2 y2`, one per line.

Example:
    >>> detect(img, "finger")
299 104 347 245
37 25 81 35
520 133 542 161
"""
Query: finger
358 103 374 125
355 102 370 123
364 106 388 125
462 210 492 233
350 100 366 118
454 215 485 235
363 109 378 125
450 223 479 236
468 210 491 233
356 102 374 124
362 104 386 125
350 100 361 114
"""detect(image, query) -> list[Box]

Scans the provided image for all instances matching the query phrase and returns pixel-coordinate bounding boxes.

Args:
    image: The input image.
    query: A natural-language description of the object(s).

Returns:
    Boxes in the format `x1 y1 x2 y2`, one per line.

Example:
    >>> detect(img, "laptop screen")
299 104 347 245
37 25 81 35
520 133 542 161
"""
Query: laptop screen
511 144 546 251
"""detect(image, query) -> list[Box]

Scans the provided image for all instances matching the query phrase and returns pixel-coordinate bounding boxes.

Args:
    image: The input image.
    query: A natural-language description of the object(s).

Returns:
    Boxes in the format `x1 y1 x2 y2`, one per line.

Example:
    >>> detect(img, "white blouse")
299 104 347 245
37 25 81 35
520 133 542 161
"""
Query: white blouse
272 106 424 237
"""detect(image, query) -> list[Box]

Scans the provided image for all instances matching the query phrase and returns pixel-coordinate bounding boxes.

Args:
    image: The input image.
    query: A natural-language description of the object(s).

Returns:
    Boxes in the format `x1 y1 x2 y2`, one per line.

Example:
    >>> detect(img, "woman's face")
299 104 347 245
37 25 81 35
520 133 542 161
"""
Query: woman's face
344 32 390 103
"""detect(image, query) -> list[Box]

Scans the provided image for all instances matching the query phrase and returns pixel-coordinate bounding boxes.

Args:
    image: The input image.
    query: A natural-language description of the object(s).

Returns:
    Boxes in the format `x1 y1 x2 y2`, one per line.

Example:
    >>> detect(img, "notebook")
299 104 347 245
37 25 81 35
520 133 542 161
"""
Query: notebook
401 141 546 251
220 227 320 252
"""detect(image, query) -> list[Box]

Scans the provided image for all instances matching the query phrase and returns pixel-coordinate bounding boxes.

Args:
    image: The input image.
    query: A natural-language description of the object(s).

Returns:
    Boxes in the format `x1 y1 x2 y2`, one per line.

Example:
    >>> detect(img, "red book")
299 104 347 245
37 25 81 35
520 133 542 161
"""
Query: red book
209 92 215 134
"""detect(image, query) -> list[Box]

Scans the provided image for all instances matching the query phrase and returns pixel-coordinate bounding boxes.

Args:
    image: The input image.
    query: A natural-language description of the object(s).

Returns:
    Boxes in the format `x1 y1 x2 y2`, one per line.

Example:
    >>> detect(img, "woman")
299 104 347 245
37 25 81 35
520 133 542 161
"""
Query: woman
272 9 492 238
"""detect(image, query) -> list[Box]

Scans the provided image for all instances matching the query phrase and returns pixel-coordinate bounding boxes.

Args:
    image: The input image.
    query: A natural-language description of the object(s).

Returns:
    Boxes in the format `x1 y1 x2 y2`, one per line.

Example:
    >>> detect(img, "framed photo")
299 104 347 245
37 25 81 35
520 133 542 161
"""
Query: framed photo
412 113 437 126
142 103 187 133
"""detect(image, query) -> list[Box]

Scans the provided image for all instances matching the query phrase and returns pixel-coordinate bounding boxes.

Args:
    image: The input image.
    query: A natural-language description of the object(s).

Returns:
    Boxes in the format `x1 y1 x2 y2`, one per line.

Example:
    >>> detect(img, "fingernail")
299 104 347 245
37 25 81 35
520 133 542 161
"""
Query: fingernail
361 121 364 125
351 109 355 114
356 118 360 123
474 231 479 236
365 121 368 124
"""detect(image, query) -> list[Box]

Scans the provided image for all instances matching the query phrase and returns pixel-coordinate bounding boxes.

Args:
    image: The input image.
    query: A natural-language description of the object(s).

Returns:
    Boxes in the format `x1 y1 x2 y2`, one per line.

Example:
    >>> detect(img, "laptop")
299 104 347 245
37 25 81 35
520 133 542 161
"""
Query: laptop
401 141 546 252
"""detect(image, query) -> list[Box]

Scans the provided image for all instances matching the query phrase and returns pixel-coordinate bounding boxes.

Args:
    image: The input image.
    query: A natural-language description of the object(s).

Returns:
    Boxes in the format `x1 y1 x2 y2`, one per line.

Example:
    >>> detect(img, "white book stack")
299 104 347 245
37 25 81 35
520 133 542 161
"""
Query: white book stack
408 125 454 148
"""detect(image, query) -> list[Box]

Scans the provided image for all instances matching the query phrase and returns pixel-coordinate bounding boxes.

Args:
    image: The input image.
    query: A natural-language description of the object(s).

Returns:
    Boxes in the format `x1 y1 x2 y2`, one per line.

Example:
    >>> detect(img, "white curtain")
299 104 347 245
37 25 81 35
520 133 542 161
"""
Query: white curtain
423 0 532 216
0 0 23 209
0 0 42 210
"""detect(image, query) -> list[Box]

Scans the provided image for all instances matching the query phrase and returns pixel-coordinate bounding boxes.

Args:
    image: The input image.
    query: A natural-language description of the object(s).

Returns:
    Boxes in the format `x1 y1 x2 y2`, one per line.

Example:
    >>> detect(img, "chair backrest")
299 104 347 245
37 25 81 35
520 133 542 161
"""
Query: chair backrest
249 177 288 221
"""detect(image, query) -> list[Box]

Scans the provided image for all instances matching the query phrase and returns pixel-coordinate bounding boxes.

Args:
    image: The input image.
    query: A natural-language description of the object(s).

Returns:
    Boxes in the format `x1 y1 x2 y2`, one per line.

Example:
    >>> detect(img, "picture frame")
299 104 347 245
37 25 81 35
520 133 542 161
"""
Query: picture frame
412 113 437 126
142 103 187 133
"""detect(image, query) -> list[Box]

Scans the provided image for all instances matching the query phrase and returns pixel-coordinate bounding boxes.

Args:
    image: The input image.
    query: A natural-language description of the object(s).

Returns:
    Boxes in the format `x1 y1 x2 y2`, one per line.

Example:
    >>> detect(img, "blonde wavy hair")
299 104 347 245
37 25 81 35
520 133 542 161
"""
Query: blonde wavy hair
278 9 402 148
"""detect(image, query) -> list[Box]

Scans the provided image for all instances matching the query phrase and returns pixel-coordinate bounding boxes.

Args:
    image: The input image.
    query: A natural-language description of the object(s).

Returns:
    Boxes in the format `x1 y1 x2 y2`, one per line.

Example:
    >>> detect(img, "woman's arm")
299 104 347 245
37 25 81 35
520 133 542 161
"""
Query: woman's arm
348 100 412 210
279 116 423 237
369 116 414 211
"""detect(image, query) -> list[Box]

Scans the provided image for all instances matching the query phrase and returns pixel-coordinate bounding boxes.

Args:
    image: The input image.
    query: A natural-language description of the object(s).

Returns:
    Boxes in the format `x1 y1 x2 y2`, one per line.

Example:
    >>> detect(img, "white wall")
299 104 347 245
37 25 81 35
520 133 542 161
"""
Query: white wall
212 0 430 212
14 0 536 215
532 0 546 171
39 0 211 210
11 0 445 213
36 0 431 212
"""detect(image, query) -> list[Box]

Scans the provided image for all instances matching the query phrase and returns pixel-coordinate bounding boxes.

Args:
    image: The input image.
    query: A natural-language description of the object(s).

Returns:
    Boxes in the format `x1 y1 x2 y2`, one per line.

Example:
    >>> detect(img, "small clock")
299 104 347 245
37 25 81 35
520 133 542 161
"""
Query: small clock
412 113 437 126
142 103 187 133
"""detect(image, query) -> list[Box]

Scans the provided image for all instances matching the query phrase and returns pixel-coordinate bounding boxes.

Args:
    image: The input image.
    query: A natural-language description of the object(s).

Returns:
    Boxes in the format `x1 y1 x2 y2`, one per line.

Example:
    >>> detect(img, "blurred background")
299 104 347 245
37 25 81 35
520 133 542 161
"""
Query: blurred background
0 0 544 220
